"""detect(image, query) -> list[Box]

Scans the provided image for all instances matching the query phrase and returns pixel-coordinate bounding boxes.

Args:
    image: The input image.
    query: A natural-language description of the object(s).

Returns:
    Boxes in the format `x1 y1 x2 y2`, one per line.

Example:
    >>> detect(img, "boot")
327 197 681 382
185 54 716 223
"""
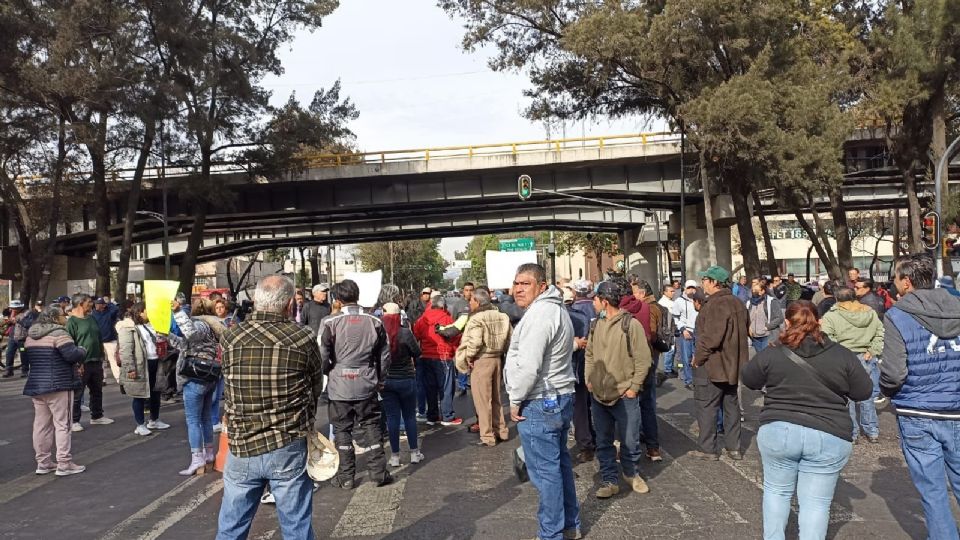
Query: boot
203 445 215 471
179 452 206 476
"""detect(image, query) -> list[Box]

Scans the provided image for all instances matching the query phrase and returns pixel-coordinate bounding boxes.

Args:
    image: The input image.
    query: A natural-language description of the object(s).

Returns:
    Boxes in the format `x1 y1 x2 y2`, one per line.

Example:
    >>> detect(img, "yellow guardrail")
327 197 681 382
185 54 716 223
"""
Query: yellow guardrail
303 132 679 168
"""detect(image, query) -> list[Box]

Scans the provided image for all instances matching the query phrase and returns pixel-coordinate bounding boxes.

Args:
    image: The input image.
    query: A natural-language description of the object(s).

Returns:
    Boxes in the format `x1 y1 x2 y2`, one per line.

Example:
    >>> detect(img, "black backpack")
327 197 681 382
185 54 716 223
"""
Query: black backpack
652 304 675 353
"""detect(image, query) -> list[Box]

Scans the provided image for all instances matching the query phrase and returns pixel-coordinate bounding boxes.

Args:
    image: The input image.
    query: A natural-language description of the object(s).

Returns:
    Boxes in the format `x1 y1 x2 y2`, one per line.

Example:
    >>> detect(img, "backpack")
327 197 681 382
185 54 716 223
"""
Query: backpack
652 304 675 352
588 315 638 359
13 311 38 342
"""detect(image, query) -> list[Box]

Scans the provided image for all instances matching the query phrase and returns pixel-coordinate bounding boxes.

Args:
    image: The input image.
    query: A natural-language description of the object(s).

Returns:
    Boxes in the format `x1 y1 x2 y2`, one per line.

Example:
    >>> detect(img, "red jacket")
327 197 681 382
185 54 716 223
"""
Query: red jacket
413 307 459 360
619 296 652 340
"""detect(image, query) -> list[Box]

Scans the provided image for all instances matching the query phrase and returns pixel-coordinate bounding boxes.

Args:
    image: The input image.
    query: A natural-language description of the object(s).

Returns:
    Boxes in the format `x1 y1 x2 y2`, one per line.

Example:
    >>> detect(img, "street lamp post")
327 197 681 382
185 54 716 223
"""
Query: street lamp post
136 210 169 280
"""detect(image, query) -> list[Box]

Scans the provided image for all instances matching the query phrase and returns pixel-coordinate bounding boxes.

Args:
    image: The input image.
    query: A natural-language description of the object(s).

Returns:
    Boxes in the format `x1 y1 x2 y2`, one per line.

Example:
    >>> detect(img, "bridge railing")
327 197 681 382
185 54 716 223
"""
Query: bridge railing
303 132 679 168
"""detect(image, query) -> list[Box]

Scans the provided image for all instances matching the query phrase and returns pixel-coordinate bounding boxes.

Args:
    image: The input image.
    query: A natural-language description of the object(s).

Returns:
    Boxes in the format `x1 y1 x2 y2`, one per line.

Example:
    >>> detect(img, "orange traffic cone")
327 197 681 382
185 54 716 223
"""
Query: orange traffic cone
214 417 229 473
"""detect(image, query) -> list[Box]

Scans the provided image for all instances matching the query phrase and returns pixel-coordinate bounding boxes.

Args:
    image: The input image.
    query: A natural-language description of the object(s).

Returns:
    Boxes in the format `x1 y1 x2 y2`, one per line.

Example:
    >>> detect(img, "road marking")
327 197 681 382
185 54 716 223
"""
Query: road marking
660 413 864 523
331 476 406 537
0 433 154 506
0 439 9 446
100 476 204 540
133 478 224 540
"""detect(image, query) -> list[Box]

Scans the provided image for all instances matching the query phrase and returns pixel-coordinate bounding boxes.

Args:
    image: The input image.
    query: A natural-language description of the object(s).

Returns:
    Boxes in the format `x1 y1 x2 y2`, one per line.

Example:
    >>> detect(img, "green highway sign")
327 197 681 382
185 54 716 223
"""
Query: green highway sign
499 238 535 252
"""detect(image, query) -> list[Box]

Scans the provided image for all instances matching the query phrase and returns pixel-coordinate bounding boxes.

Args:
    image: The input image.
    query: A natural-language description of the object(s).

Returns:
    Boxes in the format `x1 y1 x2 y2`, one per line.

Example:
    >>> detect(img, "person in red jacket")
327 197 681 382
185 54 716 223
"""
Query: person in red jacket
413 294 462 426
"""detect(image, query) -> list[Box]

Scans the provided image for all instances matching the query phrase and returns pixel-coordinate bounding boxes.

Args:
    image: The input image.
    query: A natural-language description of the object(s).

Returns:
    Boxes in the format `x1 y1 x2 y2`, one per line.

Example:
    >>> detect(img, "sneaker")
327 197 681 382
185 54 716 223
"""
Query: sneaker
90 417 114 425
212 423 223 433
80 405 90 412
35 465 57 475
134 425 152 436
874 396 888 406
416 413 428 424
71 423 84 432
410 450 424 464
1 372 13 378
147 419 171 430
688 450 719 461
388 455 401 468
425 420 439 426
684 383 695 391
595 482 620 499
646 448 663 462
55 463 86 476
656 372 667 387
625 474 650 494
374 472 394 487
563 529 583 540
441 417 463 426
331 477 355 490
725 449 744 461
867 436 880 444
260 491 276 504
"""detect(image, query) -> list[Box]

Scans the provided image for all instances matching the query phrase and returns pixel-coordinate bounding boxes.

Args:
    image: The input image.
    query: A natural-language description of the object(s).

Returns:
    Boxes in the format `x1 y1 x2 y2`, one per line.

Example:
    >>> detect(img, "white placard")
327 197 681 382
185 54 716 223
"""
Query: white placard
485 250 539 290
344 270 383 308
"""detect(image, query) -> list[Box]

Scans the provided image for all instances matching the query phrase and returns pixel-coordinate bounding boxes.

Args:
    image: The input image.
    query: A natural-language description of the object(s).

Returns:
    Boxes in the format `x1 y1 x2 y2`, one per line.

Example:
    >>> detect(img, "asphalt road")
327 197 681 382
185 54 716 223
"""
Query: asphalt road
0 366 954 540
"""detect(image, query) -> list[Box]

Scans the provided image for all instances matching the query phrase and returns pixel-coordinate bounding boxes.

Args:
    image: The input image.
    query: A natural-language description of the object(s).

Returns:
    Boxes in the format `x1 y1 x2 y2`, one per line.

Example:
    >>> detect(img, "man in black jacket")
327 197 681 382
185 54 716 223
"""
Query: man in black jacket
406 288 431 324
854 278 886 318
301 283 331 336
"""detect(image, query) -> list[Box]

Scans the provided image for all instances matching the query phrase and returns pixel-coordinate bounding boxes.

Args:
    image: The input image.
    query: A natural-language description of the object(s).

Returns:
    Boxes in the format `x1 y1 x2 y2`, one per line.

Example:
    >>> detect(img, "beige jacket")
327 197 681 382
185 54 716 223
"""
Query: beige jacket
454 307 512 374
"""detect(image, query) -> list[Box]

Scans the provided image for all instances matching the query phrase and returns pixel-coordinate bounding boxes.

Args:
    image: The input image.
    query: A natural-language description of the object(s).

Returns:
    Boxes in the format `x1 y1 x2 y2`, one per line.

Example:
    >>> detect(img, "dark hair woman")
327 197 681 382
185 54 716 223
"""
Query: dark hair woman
379 303 424 467
741 300 872 540
22 305 86 475
116 303 170 436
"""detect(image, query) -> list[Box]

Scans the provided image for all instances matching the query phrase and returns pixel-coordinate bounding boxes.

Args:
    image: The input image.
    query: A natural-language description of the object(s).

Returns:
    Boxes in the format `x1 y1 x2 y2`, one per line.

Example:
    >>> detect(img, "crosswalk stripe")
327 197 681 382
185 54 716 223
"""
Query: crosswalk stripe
134 478 224 540
331 476 407 537
100 476 204 540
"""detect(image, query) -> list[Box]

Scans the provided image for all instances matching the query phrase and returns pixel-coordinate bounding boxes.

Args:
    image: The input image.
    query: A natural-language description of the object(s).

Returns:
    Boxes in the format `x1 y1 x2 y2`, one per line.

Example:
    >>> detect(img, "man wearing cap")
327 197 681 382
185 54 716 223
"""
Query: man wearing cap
504 263 580 540
301 283 332 337
691 266 749 460
670 280 700 389
407 288 432 325
570 280 596 321
91 297 120 384
66 294 112 429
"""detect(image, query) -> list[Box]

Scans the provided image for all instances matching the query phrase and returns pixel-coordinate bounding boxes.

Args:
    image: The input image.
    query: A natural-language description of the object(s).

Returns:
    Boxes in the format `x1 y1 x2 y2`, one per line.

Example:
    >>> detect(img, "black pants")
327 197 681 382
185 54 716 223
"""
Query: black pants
573 370 595 451
694 379 741 454
73 361 105 422
132 359 161 424
329 396 388 484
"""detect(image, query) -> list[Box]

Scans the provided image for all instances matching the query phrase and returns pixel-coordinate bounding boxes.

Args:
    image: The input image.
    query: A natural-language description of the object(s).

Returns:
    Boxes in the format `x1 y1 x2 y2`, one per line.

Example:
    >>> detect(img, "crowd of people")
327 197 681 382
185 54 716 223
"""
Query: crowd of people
4 252 960 540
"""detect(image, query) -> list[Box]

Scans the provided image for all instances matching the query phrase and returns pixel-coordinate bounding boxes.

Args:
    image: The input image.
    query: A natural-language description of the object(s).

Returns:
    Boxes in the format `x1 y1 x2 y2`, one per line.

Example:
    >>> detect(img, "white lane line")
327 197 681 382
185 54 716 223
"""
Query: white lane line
660 413 864 523
0 440 9 446
0 433 153 506
331 476 407 537
100 476 204 540
134 478 224 540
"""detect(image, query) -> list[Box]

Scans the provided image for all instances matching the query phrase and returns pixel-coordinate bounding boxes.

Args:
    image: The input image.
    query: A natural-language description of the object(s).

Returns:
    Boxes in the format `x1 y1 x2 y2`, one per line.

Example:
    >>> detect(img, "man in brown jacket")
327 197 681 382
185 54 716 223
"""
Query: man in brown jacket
586 281 652 498
455 288 512 447
692 266 750 461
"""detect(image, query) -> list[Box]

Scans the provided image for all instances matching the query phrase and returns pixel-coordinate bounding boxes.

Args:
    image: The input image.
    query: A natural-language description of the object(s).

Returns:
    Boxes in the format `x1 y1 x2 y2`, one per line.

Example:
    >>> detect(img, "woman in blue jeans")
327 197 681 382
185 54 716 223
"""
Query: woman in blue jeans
742 300 872 540
380 304 424 467
169 298 225 476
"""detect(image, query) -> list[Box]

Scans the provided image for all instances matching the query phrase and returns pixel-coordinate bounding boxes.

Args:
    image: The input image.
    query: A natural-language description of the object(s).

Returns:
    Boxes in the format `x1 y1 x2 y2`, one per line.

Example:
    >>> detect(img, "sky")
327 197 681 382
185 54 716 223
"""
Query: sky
262 1 656 259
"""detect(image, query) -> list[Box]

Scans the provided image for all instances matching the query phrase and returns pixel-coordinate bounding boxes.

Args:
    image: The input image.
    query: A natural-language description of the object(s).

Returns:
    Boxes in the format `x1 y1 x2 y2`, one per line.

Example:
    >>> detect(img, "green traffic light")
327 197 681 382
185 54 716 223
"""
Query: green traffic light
518 174 532 201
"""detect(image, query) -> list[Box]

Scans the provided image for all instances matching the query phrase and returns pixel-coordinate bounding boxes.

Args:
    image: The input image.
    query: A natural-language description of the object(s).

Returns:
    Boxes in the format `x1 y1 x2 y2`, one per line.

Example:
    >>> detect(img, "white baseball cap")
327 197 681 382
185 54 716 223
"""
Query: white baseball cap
684 279 698 289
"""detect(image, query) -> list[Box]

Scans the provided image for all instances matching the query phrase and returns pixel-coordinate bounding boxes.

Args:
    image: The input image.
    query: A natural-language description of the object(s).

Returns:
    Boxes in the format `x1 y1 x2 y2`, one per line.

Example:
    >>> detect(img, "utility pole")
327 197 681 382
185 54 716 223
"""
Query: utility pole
934 135 960 278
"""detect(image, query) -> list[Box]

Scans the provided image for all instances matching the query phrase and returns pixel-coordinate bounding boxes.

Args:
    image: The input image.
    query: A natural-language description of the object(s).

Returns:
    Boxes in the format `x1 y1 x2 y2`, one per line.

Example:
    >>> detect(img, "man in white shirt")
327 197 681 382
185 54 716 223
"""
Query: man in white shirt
670 280 699 390
657 283 677 384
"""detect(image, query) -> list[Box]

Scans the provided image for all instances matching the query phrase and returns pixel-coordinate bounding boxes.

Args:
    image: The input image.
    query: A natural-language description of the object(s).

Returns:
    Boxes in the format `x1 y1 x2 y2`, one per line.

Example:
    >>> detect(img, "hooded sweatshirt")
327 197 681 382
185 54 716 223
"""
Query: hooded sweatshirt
820 301 884 357
585 310 651 405
881 288 960 418
504 286 576 406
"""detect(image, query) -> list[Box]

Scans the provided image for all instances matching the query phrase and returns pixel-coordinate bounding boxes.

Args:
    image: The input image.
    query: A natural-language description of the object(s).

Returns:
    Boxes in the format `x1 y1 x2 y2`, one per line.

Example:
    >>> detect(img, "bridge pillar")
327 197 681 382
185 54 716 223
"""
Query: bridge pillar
670 199 733 280
620 228 662 285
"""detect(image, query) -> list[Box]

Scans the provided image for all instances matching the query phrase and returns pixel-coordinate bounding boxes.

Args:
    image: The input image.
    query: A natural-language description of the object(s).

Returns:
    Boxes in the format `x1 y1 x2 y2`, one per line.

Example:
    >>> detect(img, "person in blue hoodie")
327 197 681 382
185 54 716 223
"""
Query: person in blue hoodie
882 254 960 540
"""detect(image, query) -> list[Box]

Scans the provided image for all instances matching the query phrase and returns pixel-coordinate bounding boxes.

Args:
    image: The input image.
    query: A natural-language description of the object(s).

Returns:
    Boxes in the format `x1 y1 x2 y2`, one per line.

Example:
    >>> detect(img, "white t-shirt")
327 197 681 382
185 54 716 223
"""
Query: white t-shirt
136 324 159 360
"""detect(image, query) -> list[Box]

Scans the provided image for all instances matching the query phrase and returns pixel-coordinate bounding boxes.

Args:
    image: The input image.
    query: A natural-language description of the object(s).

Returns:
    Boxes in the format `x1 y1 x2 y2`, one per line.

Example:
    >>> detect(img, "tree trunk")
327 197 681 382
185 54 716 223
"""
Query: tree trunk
700 152 717 265
310 249 320 285
806 243 814 282
178 200 208 295
731 178 761 279
794 209 839 279
39 114 69 303
892 208 901 258
829 185 855 273
88 110 112 296
594 247 603 279
752 190 778 277
115 120 156 299
930 86 951 276
903 164 923 252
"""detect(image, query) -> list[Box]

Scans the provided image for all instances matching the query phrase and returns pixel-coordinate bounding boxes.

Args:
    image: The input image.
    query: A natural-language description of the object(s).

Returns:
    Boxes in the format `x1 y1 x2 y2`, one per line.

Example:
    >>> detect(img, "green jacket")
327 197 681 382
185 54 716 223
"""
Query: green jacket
820 301 884 356
585 310 651 405
66 315 103 363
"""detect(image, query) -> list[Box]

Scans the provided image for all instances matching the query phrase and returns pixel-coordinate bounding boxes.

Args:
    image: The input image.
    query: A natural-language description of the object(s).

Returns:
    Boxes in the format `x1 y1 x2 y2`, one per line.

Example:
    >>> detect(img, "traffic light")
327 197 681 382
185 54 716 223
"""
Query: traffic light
921 211 940 250
517 174 532 201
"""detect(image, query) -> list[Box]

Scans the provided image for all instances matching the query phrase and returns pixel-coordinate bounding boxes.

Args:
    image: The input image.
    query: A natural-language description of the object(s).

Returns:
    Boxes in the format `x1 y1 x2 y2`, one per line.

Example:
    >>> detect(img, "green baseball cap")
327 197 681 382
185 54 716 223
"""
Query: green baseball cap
698 265 731 283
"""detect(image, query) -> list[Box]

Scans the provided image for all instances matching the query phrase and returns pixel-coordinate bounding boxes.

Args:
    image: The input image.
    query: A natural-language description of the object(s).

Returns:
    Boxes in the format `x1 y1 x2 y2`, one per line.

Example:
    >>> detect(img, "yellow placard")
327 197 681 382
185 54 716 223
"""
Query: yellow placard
144 280 181 334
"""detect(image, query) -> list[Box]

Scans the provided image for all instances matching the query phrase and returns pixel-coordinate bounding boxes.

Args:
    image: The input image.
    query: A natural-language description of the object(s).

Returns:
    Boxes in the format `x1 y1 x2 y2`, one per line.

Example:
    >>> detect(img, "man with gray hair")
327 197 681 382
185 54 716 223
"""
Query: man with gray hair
301 282 331 336
216 275 324 540
413 292 461 426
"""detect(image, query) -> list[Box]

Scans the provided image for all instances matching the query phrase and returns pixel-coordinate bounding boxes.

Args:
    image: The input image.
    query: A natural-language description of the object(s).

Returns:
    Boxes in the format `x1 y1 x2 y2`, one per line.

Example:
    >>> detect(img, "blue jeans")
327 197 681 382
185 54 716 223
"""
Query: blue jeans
898 416 960 540
422 359 455 422
382 378 419 453
662 345 676 374
751 335 770 353
183 378 216 450
678 335 695 385
757 421 852 540
848 355 879 440
640 353 659 450
210 376 225 425
456 372 470 391
4 338 19 375
516 394 580 540
416 360 428 415
217 438 315 540
592 395 643 483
